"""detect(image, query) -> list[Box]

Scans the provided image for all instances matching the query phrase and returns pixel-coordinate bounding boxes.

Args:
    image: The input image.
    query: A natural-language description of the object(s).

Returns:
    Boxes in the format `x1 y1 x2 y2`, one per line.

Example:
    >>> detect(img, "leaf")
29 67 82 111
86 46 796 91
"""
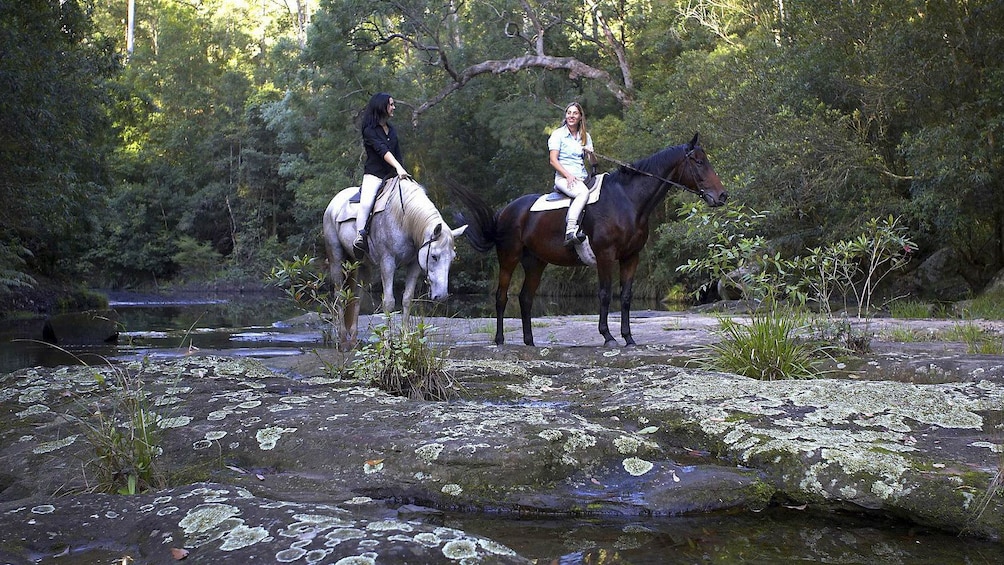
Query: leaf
365 458 385 466
170 547 190 560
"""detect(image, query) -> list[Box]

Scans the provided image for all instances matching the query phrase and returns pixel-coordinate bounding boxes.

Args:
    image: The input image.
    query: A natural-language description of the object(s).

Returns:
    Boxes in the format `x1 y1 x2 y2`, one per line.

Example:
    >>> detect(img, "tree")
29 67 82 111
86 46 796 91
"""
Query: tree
0 0 118 291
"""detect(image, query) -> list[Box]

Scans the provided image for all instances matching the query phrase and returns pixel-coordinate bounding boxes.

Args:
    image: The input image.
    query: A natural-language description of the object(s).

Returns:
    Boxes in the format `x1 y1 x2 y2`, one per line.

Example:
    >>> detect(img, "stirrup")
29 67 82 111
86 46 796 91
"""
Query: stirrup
564 230 585 247
352 231 368 260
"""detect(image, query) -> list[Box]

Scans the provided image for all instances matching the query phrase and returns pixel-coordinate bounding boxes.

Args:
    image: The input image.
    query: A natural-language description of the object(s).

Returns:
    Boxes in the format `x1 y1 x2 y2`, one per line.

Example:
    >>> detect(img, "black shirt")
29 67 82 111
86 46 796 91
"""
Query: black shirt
362 122 404 179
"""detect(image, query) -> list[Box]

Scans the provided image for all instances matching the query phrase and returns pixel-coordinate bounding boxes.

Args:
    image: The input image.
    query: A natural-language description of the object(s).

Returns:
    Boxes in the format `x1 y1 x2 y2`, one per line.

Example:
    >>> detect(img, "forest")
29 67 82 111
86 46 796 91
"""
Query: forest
2 0 1003 310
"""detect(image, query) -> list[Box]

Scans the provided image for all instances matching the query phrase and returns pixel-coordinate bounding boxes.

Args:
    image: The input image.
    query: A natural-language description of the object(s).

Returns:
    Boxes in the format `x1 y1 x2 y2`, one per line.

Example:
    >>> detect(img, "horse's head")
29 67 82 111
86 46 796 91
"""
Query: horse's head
682 133 728 207
420 222 469 301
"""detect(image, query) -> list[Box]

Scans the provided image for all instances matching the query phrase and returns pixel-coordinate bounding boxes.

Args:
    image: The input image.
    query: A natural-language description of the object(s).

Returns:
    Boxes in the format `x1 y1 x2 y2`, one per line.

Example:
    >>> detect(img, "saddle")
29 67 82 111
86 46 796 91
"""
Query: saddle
529 173 605 212
335 180 398 223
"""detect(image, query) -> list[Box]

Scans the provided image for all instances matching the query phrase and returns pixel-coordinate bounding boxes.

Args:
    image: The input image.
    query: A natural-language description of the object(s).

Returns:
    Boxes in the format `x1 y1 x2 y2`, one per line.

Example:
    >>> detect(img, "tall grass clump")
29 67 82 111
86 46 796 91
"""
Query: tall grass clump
70 360 165 494
698 309 828 380
889 299 933 319
351 314 462 401
946 322 1004 355
958 287 1004 320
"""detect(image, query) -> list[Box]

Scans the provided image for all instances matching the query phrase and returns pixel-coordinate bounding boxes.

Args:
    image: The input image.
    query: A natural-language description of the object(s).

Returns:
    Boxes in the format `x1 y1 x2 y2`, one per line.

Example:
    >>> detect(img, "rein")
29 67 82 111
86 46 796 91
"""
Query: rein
591 149 708 199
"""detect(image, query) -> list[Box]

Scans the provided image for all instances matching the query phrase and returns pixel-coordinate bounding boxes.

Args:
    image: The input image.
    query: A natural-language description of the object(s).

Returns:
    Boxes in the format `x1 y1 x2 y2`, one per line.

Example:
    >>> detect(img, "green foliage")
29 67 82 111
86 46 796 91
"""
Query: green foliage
172 237 224 282
945 322 1004 355
958 287 1004 320
351 314 461 401
0 0 117 285
0 240 36 294
680 209 917 318
889 300 935 320
799 216 918 317
676 205 774 300
70 361 165 495
267 255 358 347
697 310 829 381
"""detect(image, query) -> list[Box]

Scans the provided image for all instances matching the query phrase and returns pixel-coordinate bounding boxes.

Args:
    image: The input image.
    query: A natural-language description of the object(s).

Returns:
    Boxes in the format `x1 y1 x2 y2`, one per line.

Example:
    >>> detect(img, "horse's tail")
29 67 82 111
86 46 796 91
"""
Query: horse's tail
448 180 498 254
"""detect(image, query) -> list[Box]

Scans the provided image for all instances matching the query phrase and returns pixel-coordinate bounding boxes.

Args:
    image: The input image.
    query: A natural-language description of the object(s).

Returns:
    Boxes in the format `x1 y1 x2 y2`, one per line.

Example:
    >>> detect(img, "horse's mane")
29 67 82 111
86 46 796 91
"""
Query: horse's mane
391 179 446 242
618 144 687 179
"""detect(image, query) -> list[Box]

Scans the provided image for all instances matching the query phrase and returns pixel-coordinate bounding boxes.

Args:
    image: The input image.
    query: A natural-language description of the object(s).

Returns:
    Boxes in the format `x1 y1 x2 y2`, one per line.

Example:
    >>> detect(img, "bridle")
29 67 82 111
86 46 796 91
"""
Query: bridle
591 148 711 200
418 236 435 277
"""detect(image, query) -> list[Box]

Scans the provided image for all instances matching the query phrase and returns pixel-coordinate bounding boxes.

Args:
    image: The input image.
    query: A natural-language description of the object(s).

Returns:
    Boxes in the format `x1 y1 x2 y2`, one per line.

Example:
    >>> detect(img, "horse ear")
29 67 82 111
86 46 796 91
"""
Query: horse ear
688 132 699 150
432 223 443 240
452 225 468 238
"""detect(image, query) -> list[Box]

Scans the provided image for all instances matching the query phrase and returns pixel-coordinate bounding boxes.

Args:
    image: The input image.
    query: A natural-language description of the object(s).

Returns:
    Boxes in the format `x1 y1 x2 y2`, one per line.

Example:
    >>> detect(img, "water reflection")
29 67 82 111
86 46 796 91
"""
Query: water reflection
450 509 1004 564
0 290 679 374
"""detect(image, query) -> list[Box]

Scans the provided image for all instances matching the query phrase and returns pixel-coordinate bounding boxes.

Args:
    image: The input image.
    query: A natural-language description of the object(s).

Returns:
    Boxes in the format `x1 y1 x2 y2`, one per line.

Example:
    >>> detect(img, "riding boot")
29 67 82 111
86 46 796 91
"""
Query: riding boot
353 229 368 260
354 176 380 260
565 192 587 246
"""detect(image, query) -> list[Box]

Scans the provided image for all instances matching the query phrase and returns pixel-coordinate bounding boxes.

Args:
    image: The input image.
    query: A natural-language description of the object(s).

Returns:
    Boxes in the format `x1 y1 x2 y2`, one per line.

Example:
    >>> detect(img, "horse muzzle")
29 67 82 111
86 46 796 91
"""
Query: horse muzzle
705 191 728 207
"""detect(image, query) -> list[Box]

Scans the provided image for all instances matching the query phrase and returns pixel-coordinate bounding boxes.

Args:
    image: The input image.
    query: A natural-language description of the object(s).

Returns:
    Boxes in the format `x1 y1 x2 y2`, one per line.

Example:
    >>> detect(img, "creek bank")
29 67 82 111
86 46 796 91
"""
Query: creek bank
0 312 1002 563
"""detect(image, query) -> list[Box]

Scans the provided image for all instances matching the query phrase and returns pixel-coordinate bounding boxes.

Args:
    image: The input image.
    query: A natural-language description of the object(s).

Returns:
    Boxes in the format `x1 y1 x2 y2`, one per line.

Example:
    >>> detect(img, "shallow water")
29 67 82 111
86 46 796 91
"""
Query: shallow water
0 290 675 374
450 508 1004 564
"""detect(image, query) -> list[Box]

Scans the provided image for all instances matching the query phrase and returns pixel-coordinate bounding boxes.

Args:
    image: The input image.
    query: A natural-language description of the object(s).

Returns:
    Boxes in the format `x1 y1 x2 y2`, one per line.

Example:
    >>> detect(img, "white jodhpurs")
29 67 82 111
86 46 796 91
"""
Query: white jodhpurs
355 174 383 234
555 177 589 233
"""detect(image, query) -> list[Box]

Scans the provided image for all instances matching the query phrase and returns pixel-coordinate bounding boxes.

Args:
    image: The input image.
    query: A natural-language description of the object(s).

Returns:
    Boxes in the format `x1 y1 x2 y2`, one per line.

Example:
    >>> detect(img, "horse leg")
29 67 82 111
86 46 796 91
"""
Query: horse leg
619 255 641 347
343 268 361 350
595 259 618 347
378 256 397 319
401 262 422 328
518 257 547 346
494 254 519 345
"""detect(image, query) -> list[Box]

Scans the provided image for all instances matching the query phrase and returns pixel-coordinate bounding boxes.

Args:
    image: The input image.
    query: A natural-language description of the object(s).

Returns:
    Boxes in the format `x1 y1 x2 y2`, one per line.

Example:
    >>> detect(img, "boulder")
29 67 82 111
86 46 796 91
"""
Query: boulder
41 309 119 344
902 247 974 301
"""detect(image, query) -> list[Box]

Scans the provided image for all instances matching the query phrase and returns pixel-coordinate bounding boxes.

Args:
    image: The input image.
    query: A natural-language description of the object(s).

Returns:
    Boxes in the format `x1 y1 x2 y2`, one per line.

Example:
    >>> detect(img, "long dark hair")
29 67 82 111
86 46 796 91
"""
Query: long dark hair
361 92 392 133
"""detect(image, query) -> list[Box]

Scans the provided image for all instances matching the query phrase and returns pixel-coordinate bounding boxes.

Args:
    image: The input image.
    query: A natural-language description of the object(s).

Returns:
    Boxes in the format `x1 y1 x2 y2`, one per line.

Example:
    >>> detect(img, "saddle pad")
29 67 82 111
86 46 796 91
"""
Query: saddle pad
334 184 396 223
529 174 605 212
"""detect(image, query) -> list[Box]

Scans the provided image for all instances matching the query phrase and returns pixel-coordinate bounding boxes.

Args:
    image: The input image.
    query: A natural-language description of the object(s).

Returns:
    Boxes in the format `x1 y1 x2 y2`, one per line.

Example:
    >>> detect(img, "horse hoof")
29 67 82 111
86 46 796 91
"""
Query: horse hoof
603 339 618 348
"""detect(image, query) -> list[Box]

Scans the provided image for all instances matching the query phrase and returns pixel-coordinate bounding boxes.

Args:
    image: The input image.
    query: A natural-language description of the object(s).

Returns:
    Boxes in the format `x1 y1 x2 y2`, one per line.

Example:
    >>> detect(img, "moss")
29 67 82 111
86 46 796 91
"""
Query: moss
741 479 776 510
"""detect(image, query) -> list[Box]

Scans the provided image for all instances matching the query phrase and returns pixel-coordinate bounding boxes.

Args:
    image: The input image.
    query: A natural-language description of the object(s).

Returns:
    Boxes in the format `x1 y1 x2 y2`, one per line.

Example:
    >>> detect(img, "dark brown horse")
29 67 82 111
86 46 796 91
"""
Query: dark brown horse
455 133 728 347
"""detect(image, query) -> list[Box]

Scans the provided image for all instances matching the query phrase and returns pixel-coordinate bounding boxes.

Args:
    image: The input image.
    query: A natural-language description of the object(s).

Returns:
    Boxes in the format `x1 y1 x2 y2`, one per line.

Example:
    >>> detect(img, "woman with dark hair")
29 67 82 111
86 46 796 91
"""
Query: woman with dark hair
353 92 409 258
548 101 597 246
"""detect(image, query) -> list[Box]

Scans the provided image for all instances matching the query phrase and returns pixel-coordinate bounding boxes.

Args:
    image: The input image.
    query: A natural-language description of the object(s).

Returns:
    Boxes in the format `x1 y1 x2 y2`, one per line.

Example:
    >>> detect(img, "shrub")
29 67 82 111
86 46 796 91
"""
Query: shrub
697 309 831 380
351 314 462 401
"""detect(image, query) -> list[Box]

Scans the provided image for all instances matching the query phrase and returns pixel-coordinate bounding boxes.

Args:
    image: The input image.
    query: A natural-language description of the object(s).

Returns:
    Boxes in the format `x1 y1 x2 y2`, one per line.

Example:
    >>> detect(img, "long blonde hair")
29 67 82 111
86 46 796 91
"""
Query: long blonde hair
563 102 589 147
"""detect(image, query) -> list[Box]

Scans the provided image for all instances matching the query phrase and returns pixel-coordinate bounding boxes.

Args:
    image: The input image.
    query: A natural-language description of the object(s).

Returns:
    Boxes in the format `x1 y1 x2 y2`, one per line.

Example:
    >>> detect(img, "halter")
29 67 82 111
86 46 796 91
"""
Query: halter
591 149 710 200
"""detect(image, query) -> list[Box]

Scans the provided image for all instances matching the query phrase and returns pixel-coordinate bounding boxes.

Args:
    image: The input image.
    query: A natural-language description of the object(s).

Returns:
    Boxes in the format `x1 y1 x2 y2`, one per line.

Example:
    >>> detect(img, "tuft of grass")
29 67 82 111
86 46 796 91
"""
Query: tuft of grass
697 310 830 380
888 299 933 319
72 360 165 494
944 322 1004 354
959 287 1004 320
351 314 463 401
883 328 938 343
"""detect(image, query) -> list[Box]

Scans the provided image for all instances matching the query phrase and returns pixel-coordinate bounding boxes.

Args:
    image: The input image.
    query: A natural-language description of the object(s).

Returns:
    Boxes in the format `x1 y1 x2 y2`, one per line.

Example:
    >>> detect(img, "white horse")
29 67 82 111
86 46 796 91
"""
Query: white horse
322 177 467 350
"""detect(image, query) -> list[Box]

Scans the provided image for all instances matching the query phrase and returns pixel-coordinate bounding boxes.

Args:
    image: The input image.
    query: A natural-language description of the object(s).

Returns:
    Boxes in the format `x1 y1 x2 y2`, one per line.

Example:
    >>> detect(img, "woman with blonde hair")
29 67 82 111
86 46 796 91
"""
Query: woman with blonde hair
548 101 598 246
